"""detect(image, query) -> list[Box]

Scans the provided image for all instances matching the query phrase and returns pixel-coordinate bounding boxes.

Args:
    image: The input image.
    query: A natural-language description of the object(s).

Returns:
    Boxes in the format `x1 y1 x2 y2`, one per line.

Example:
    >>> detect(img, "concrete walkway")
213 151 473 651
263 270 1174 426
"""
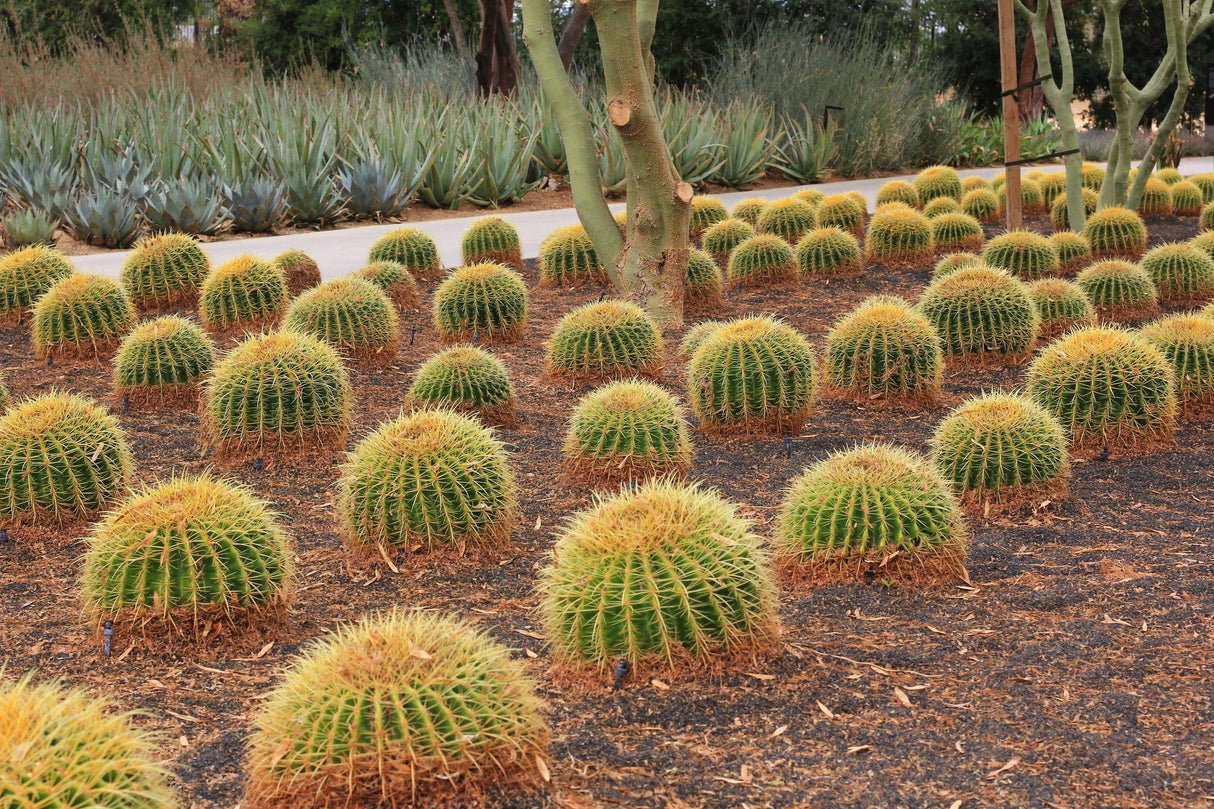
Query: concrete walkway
70 157 1214 281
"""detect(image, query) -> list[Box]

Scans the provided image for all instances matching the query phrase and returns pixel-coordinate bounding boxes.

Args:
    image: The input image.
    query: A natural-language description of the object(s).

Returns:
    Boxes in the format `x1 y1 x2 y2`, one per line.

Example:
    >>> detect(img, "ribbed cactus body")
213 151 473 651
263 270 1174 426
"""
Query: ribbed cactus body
817 194 866 239
1037 173 1067 208
1080 162 1105 190
113 315 215 405
931 393 1068 495
1193 231 1214 263
687 316 817 433
776 442 967 580
931 213 985 254
689 196 729 238
538 224 605 285
824 295 942 399
1155 168 1182 185
1076 260 1159 325
563 380 692 485
679 320 723 357
701 218 755 271
931 252 981 281
546 300 663 379
353 260 421 313
1202 202 1214 232
796 227 863 278
81 473 293 626
461 216 523 268
918 266 1040 360
244 610 547 808
121 232 209 309
864 207 934 269
433 262 528 343
1140 314 1214 404
1083 207 1148 260
406 345 516 426
1137 178 1174 217
368 227 442 279
539 479 778 668
0 244 75 323
284 277 400 366
756 198 817 244
912 165 963 203
876 180 920 208
199 254 288 335
272 249 322 297
997 178 1045 216
1192 173 1214 202
960 188 999 223
961 175 992 193
1050 188 1099 232
730 197 770 227
922 197 960 218
204 330 352 452
0 676 178 809
794 188 827 208
1029 278 1094 339
1139 242 1214 303
1028 326 1176 445
982 230 1060 280
1050 232 1092 275
32 273 136 360
339 409 516 552
0 392 132 524
1169 181 1204 216
685 248 723 306
727 234 797 286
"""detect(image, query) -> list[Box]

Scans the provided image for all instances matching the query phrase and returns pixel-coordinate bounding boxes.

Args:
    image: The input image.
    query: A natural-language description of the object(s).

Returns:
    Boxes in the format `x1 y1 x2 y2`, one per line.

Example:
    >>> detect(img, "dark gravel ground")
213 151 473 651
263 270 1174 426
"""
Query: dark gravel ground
2 213 1211 809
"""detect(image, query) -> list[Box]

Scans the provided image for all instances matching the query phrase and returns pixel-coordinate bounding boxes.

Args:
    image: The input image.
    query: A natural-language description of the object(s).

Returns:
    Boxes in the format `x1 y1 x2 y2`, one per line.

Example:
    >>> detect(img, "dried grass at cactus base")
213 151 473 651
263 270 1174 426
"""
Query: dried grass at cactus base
1 212 1212 809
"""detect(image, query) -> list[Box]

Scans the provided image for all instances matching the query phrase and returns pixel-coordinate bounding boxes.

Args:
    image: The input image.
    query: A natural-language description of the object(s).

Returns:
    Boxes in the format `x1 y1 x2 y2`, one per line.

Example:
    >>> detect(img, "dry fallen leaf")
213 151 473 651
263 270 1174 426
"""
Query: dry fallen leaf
253 641 274 659
745 672 775 681
650 678 670 690
894 687 912 708
986 756 1021 779
948 801 964 809
846 745 871 755
768 724 788 739
535 755 550 783
817 701 837 720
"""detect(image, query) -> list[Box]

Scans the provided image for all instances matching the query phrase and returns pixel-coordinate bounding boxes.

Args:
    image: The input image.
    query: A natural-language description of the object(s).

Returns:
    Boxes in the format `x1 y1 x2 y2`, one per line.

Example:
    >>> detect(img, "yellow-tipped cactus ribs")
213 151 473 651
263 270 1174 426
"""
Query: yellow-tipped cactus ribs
353 259 421 313
1140 314 1214 407
199 254 288 336
113 315 215 407
1169 180 1203 216
1077 260 1160 325
32 273 137 360
284 277 400 366
960 188 999 224
121 232 209 309
1050 188 1099 232
756 197 817 244
864 207 935 270
824 295 943 401
816 193 867 239
538 478 778 671
1050 231 1093 275
406 345 517 427
982 230 1060 280
727 234 798 286
931 252 981 281
701 218 757 270
922 197 960 218
1137 177 1174 217
0 244 75 324
538 224 605 286
338 408 516 554
912 165 963 203
367 227 442 279
461 216 523 269
689 195 729 239
918 266 1040 361
730 197 770 227
433 262 528 343
1083 207 1148 260
243 610 548 808
1029 278 1095 339
931 213 985 254
272 249 322 297
1139 242 1214 304
796 227 863 278
876 180 920 209
546 300 663 380
685 248 724 306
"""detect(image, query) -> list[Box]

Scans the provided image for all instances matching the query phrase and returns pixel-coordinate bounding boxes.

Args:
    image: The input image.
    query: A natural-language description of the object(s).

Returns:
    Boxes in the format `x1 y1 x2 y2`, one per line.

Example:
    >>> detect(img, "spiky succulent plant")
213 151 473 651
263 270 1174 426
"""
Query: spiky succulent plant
0 392 131 524
203 330 352 453
960 188 999 224
0 244 75 323
1029 278 1094 339
689 195 729 239
563 380 692 485
1203 202 1214 232
1169 180 1204 216
730 197 770 227
405 345 517 426
353 260 421 313
793 188 827 208
930 393 1068 497
931 252 981 281
756 198 817 244
0 374 11 412
1050 232 1093 275
961 175 993 194
727 234 797 286
199 254 288 336
679 320 723 357
982 230 1060 280
991 173 1006 191
461 216 523 269
796 227 863 278
546 300 663 379
864 206 935 270
1155 168 1182 185
338 408 516 553
816 194 867 239
1076 260 1160 325
1080 162 1106 190
81 473 293 628
244 610 547 808
687 315 817 433
876 180 920 209
775 442 967 582
1137 177 1174 217
1037 173 1067 208
120 232 209 310
1028 326 1176 445
918 266 1040 360
685 248 723 306
1140 314 1214 405
272 249 321 297
367 227 442 279
113 315 215 406
284 277 400 366
433 262 528 343
0 675 178 809
923 197 960 219
912 165 963 203
1049 188 1099 232
701 218 756 270
1193 231 1214 263
538 224 605 286
824 295 942 400
1083 207 1149 260
539 478 778 669
1193 174 1214 202
1139 242 1214 303
997 178 1046 216
31 273 137 360
931 213 985 254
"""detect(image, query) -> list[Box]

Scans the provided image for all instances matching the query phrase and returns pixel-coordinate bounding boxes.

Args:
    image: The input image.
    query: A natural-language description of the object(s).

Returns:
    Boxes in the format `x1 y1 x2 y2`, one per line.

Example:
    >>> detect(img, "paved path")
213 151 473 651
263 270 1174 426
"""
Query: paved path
70 157 1214 281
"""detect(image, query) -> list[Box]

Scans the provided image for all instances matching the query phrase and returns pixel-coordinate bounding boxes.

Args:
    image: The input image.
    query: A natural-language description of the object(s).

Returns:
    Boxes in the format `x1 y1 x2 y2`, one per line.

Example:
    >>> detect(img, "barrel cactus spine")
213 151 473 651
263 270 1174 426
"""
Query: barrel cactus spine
689 195 729 240
1169 180 1204 216
546 300 664 380
864 206 935 270
121 232 209 310
1137 177 1174 217
1083 207 1148 261
756 198 817 244
1050 188 1099 233
701 218 756 270
960 188 999 224
1140 313 1214 409
1050 231 1093 275
918 266 1040 362
1076 260 1160 325
876 180 920 209
1029 278 1095 340
538 224 605 286
823 295 943 401
284 277 401 367
405 345 517 427
113 315 215 407
433 262 529 343
727 234 798 287
922 197 960 219
353 260 422 314
273 249 322 297
730 197 770 227
816 193 867 239
912 165 963 203
796 227 864 278
32 273 137 360
461 216 523 269
368 227 443 279
685 248 724 307
931 213 985 255
0 244 75 324
1139 242 1214 304
199 253 289 337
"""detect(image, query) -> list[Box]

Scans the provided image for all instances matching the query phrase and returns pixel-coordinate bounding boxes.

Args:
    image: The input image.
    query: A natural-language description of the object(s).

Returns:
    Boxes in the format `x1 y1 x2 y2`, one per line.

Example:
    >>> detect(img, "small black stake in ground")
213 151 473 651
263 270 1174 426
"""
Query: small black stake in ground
613 658 630 691
409 326 418 345
103 620 113 659
784 435 793 459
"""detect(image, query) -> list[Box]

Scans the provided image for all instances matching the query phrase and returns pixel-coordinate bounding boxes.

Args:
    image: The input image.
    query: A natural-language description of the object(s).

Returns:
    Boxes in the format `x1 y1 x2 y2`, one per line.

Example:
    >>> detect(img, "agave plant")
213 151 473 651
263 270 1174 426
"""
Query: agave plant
1 156 75 222
711 100 773 188
771 110 836 184
64 189 142 248
531 95 569 176
265 113 346 226
223 175 286 233
466 102 542 208
595 125 628 196
143 177 228 236
1 208 58 247
336 156 411 219
660 91 725 187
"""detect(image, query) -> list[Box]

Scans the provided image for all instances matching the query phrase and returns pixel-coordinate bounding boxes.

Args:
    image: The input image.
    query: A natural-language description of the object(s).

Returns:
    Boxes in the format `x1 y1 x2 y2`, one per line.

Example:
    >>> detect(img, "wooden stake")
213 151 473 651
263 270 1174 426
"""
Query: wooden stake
998 0 1022 230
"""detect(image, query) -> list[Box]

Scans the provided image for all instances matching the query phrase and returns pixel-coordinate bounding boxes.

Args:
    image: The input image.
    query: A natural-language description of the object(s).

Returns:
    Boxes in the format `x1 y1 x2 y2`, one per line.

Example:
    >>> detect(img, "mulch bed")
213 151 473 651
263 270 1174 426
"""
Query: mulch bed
2 213 1211 808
